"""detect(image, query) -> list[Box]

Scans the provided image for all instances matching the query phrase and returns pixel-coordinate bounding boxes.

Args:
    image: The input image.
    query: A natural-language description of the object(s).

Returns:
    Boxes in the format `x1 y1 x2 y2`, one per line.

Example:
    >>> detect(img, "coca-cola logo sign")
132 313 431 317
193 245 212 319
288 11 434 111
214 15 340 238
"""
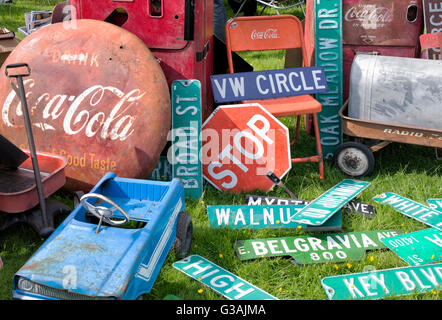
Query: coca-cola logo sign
344 5 392 29
2 79 144 142
0 19 171 190
251 28 280 40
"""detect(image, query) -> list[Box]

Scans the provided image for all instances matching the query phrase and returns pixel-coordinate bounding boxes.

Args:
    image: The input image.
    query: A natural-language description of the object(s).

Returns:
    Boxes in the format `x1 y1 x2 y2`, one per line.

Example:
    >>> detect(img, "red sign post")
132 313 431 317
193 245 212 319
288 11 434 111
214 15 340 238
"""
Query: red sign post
202 103 291 193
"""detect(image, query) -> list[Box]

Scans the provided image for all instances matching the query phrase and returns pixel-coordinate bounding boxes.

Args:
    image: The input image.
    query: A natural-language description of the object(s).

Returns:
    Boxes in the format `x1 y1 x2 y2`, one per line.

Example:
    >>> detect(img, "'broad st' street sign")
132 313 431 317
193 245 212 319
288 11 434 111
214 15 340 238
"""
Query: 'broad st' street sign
210 67 328 104
170 80 203 198
207 204 342 232
234 230 400 264
381 228 442 266
292 179 371 226
373 193 442 231
173 255 278 300
321 263 442 300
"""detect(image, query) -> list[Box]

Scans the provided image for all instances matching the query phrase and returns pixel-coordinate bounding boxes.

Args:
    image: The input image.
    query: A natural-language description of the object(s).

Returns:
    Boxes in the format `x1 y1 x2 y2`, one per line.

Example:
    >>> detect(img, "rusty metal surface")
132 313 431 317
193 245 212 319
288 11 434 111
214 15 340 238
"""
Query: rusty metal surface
343 0 423 46
340 102 442 148
0 20 171 191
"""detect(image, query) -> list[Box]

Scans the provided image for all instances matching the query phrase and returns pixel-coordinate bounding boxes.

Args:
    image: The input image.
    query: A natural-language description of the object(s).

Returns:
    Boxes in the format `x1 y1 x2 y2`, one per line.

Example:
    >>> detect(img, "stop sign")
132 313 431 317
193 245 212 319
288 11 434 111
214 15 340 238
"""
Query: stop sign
202 103 291 193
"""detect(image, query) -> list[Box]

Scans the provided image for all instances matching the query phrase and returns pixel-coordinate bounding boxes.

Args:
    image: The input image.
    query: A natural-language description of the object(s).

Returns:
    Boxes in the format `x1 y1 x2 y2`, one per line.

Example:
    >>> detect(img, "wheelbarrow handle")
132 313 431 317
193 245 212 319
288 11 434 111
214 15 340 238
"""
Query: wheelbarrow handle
5 63 31 78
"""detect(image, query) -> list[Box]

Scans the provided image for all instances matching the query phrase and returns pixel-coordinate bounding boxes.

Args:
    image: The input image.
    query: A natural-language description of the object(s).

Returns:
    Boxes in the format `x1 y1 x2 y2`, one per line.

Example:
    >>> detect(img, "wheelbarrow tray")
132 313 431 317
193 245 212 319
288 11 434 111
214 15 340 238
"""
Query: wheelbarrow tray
0 150 67 213
340 101 442 149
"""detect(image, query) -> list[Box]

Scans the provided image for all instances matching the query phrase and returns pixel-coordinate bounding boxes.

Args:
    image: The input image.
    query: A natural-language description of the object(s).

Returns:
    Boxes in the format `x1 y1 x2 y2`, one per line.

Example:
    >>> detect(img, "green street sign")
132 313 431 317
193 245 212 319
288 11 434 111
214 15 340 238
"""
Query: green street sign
245 194 376 218
234 230 400 264
173 255 278 300
373 193 442 231
381 228 442 266
148 156 172 181
315 0 343 158
322 263 442 300
170 80 203 199
292 179 371 226
428 199 442 212
207 204 342 232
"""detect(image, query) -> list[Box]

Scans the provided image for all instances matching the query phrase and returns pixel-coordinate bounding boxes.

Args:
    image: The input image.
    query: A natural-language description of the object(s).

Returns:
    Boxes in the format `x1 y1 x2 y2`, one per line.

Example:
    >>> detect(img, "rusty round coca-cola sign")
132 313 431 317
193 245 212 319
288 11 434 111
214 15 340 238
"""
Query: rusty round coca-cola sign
0 20 171 191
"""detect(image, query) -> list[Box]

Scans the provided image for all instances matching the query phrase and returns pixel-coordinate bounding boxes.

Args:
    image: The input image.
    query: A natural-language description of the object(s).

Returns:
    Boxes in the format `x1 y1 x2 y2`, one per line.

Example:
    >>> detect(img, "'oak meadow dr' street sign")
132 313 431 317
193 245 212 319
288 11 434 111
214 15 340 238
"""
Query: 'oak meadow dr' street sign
381 228 442 266
234 230 401 264
321 263 442 300
173 255 278 300
207 204 342 232
315 0 343 158
373 193 442 231
210 67 329 103
428 199 442 212
202 103 291 193
244 194 376 218
170 80 203 198
292 179 371 226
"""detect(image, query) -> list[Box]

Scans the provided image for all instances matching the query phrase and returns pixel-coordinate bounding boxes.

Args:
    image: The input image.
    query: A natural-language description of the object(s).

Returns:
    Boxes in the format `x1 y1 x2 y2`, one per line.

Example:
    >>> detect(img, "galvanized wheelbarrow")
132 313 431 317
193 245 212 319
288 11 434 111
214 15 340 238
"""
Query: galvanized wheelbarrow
333 100 442 177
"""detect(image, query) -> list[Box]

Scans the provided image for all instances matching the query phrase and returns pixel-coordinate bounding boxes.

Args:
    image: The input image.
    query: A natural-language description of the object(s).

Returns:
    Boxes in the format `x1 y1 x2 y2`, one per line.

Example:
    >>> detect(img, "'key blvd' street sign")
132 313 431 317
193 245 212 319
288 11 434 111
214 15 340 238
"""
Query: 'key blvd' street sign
381 228 442 266
315 0 344 159
210 67 328 104
321 262 442 300
244 194 376 218
170 80 203 198
234 230 401 264
207 204 342 232
428 199 442 212
373 193 442 231
173 255 278 300
292 179 371 226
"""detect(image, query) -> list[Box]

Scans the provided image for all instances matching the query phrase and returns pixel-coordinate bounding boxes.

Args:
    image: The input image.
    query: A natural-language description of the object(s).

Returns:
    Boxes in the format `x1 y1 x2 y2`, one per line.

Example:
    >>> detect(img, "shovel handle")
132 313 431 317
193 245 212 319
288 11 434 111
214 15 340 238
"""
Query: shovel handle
5 63 31 78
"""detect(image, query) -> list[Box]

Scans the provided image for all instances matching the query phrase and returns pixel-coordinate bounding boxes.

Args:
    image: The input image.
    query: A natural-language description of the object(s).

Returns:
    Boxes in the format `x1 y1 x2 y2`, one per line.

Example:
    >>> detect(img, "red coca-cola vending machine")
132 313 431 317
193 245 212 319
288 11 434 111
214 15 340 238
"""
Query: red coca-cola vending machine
342 0 424 101
69 0 214 121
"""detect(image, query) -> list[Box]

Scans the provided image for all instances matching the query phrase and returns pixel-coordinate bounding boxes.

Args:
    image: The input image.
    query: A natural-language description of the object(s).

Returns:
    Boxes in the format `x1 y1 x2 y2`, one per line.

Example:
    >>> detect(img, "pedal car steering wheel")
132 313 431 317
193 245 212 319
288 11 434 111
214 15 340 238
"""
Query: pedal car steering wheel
80 193 130 226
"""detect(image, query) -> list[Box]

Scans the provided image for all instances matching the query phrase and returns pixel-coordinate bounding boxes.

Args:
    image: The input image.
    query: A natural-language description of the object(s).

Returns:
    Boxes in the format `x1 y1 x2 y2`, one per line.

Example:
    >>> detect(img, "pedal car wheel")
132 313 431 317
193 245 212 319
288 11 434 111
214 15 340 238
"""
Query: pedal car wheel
73 191 85 208
333 142 375 177
173 212 193 259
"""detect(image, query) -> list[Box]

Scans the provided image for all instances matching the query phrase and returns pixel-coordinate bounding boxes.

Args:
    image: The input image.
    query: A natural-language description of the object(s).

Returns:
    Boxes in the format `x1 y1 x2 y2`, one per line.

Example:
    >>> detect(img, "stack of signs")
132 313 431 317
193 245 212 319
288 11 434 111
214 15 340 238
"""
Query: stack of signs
373 193 442 230
207 204 342 232
244 194 376 219
173 255 278 300
291 179 371 226
170 80 203 198
322 263 442 300
234 230 401 265
381 228 442 266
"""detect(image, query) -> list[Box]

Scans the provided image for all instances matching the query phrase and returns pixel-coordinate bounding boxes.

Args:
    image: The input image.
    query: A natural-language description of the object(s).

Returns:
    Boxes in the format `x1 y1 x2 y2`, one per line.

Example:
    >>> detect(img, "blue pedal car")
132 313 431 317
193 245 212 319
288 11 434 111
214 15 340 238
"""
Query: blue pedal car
12 172 193 300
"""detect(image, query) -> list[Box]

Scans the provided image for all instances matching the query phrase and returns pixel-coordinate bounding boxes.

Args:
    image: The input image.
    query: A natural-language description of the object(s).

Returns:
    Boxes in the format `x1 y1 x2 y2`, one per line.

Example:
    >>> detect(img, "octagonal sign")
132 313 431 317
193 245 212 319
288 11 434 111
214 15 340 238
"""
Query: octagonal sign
202 103 291 193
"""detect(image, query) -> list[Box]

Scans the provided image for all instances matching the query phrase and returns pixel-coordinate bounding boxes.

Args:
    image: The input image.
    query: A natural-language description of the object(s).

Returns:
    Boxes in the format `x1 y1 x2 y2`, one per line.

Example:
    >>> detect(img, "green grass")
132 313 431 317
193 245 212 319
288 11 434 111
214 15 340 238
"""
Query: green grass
0 1 441 301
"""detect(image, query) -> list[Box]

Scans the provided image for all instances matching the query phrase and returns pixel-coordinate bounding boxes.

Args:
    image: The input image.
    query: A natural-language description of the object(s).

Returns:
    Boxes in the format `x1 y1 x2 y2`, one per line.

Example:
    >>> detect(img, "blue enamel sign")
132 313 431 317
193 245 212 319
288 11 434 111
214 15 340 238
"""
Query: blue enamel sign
210 67 329 103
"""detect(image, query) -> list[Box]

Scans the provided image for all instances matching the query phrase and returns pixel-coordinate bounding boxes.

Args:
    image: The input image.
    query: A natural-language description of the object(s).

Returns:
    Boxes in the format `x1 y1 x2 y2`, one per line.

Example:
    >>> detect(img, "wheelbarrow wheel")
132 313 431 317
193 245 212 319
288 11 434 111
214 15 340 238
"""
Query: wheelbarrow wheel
173 212 193 259
333 142 375 177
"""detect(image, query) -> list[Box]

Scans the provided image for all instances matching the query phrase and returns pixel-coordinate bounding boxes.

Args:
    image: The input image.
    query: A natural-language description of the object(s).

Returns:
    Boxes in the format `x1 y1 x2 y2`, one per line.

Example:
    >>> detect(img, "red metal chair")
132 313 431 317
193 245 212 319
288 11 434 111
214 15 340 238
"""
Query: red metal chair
225 14 324 179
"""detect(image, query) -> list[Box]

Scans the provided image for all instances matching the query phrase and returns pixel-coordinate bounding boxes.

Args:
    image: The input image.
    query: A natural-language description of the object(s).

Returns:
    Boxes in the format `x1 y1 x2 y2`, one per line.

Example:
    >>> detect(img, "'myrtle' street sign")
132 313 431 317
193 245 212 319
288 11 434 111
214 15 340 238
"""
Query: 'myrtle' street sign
202 103 291 193
234 230 400 264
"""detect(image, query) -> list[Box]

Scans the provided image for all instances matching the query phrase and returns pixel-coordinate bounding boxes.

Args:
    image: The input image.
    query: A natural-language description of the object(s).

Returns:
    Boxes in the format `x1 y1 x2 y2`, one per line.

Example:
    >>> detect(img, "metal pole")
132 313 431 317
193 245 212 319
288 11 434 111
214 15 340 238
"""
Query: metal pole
15 75 51 231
